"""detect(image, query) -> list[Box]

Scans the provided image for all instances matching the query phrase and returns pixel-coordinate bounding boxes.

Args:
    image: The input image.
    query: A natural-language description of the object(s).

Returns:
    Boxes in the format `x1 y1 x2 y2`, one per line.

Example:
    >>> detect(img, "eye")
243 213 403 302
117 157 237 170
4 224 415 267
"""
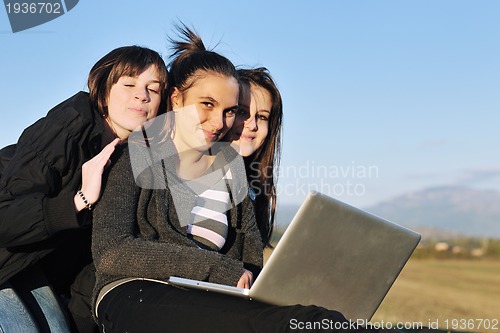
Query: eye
257 113 269 121
121 77 135 87
201 102 214 108
225 108 238 117
147 83 160 94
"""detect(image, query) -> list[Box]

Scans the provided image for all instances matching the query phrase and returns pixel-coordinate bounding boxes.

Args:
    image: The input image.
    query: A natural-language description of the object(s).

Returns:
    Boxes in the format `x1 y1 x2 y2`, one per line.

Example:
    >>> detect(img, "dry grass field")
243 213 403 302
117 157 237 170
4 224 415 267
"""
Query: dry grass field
263 250 500 332
372 258 500 333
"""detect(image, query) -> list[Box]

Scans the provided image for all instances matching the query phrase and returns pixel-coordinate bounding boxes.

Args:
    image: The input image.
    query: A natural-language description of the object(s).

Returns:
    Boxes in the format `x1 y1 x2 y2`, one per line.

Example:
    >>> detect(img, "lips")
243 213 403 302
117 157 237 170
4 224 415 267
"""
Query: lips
240 134 255 141
203 129 219 141
129 107 147 116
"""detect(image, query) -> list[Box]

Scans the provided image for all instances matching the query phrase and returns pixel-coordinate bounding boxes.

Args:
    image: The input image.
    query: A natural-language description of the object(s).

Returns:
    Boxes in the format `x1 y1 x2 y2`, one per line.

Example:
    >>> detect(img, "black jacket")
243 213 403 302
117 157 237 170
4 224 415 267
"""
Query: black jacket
0 144 15 179
0 91 105 286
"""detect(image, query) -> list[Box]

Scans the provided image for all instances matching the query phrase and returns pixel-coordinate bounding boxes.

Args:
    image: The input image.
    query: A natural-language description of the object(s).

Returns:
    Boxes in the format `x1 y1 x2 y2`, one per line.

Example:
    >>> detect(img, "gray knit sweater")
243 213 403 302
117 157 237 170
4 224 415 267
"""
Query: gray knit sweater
91 142 263 313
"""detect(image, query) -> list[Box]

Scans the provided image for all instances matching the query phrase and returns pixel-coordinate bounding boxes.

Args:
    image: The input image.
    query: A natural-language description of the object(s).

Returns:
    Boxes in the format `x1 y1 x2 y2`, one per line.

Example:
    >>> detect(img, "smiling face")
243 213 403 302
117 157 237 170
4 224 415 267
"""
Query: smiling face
170 72 239 152
106 64 162 139
231 83 272 157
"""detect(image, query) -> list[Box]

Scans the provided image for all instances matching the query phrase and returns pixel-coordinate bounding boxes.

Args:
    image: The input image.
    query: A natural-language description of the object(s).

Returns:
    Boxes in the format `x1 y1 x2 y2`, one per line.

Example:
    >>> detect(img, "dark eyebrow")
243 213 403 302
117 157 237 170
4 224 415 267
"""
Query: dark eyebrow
199 97 237 112
199 96 218 104
225 105 239 113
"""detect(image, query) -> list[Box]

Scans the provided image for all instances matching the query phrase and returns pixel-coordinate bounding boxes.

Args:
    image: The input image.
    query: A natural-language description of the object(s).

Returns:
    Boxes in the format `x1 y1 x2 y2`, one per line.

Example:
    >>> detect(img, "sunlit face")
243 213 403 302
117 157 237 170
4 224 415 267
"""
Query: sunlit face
170 73 239 152
231 84 272 157
106 65 162 139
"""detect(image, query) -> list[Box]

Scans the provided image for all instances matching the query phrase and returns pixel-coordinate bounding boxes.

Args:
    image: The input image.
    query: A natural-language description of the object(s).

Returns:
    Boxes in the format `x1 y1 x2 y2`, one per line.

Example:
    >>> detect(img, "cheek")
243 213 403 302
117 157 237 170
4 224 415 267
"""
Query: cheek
106 101 118 118
148 109 158 120
149 97 162 118
257 126 269 144
226 116 236 128
178 105 203 128
195 107 208 124
105 91 115 114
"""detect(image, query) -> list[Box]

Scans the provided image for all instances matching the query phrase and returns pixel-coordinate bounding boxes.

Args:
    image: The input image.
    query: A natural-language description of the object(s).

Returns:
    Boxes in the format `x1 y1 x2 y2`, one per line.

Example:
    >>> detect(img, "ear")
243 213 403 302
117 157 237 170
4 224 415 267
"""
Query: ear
170 87 183 110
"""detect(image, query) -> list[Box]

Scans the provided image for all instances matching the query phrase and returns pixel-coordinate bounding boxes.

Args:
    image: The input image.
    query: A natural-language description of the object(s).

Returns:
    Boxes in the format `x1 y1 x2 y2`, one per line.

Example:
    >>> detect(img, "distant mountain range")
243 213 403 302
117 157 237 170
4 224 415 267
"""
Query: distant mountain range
275 186 500 239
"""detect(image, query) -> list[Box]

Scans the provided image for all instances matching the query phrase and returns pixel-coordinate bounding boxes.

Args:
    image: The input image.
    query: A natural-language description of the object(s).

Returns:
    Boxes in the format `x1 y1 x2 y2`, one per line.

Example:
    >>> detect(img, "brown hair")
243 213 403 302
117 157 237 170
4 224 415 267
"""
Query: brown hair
166 24 238 111
87 46 168 117
237 67 283 246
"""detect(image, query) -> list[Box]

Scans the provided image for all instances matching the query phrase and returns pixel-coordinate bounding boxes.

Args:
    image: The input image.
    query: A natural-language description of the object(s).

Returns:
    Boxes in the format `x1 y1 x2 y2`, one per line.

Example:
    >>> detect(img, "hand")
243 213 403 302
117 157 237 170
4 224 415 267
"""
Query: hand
74 138 120 212
237 269 253 289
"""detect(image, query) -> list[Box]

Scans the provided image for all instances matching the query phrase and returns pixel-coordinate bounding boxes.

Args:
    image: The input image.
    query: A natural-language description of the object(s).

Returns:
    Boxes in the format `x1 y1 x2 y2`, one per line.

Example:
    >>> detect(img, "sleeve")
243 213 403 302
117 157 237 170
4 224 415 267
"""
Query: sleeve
92 146 245 287
240 196 264 277
0 144 16 177
0 102 86 247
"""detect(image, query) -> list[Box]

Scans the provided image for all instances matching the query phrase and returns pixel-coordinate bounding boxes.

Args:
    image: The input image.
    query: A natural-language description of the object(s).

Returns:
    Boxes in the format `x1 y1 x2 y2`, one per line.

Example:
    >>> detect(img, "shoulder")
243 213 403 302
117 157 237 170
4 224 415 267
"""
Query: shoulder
43 91 97 128
216 142 240 162
101 142 136 193
17 92 98 147
5 92 102 171
108 142 131 172
0 144 16 176
107 142 162 189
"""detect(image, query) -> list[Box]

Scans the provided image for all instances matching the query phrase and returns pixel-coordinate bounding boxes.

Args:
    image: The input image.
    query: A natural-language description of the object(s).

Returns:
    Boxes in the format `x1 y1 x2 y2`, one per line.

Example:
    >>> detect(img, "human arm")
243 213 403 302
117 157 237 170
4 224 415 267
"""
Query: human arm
0 92 110 247
237 269 254 288
73 138 120 211
0 103 87 247
229 194 264 288
240 195 265 278
0 144 16 177
92 145 247 286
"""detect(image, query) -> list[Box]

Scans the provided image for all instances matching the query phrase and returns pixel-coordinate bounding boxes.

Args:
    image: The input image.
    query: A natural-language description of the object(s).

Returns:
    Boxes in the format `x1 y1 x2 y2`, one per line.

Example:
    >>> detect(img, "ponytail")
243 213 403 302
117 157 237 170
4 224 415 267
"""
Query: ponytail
166 23 238 104
168 26 207 61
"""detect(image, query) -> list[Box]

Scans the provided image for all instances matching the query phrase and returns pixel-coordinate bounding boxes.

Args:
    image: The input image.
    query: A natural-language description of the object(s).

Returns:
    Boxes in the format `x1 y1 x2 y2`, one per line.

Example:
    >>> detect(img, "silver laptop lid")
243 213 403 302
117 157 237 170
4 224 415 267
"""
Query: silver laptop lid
250 191 421 321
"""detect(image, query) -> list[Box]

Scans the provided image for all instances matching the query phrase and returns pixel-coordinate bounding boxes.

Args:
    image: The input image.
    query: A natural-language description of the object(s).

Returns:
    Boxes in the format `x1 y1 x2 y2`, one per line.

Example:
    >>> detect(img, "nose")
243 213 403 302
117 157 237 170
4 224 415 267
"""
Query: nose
209 109 224 132
135 87 150 102
244 115 257 131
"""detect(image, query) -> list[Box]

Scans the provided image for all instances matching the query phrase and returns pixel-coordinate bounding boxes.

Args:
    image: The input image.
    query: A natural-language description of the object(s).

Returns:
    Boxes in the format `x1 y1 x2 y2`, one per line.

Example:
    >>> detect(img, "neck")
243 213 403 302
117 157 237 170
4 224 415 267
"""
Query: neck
171 135 215 180
177 151 215 180
101 120 118 148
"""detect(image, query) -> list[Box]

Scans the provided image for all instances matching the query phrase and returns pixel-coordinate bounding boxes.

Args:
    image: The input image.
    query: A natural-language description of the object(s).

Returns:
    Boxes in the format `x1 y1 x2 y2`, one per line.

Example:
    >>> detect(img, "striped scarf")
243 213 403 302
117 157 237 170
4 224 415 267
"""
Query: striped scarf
185 157 233 251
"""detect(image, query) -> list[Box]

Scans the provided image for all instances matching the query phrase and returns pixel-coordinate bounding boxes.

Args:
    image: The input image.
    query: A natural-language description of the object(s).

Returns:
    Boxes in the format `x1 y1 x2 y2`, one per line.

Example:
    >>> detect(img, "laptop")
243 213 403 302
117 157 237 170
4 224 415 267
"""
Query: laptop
168 191 421 320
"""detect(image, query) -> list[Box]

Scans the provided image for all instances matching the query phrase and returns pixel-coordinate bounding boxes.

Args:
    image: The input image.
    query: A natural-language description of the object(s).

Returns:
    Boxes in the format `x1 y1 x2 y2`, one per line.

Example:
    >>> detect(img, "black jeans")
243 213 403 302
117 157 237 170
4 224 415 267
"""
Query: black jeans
96 280 380 333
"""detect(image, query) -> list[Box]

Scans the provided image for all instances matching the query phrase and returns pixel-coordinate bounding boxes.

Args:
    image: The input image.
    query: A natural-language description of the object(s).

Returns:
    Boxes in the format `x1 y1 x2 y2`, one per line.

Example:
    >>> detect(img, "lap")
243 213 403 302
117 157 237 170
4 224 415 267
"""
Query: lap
97 279 362 333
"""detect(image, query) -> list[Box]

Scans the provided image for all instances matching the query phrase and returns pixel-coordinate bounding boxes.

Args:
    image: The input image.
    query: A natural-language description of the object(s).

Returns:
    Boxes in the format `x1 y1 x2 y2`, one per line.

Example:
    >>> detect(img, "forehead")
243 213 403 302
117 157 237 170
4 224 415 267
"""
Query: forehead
114 64 166 87
188 73 239 103
123 64 159 78
250 84 272 109
120 66 160 81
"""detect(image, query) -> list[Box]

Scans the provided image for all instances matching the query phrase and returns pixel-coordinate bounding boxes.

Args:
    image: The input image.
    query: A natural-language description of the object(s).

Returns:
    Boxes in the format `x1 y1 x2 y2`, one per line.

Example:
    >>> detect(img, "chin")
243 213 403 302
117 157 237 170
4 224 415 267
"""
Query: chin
195 142 214 152
240 146 255 157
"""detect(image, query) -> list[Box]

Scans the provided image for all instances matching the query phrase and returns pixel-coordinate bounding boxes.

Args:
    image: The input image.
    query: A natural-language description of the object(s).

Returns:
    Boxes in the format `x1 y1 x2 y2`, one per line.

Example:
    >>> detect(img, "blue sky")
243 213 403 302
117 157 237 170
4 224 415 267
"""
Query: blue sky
1 1 499 208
